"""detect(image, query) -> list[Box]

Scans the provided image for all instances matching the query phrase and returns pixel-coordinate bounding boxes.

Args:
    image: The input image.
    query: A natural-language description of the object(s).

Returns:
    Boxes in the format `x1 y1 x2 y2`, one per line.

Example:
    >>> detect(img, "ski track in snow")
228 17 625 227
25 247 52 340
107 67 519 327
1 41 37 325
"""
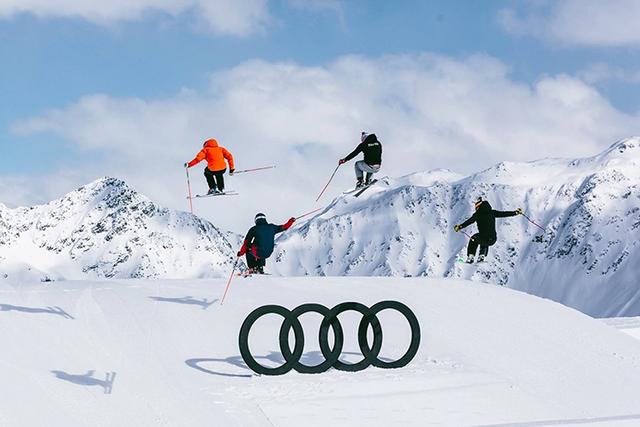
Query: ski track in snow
2 276 640 426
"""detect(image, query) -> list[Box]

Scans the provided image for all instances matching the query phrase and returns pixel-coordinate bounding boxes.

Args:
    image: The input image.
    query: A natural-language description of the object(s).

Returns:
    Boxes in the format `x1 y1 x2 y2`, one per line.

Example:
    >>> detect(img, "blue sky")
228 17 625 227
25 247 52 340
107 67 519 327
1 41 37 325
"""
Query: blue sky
1 0 640 230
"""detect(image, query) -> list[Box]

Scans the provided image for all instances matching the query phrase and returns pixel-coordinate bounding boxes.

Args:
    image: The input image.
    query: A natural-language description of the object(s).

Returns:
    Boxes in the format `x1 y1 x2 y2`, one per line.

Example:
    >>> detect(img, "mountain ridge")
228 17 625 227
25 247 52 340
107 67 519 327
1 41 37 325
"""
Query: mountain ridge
273 137 640 317
0 177 238 281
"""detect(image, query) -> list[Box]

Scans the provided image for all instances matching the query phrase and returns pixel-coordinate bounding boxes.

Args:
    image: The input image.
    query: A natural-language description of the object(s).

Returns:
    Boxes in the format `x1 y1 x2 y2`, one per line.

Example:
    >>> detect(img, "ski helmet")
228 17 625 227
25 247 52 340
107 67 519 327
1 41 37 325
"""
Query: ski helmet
254 213 267 223
473 197 483 210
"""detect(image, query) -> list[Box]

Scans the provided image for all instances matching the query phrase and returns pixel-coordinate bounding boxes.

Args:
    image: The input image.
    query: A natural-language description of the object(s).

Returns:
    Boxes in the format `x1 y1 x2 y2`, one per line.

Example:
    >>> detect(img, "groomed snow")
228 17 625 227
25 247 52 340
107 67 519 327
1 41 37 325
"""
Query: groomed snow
2 277 640 426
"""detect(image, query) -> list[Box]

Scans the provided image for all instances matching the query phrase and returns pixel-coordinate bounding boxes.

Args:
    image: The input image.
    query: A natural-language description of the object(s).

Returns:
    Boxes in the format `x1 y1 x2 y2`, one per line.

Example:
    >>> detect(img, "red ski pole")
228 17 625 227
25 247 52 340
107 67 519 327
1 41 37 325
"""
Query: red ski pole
296 208 323 220
220 257 240 306
522 213 546 232
185 166 194 214
232 165 276 174
316 164 340 202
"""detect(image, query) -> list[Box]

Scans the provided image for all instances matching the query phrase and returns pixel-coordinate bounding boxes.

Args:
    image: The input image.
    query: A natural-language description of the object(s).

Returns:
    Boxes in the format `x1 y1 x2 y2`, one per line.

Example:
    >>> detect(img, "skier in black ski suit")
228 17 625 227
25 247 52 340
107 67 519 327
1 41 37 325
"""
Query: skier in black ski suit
339 132 382 188
454 198 522 263
237 213 295 274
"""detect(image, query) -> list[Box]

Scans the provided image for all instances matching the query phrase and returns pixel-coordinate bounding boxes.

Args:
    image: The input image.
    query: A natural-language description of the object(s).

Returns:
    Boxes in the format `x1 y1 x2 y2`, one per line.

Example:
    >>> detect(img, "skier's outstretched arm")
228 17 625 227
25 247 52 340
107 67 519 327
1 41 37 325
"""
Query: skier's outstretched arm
493 209 521 218
275 217 296 233
454 214 476 232
341 143 365 163
458 214 477 229
186 150 206 168
222 148 235 172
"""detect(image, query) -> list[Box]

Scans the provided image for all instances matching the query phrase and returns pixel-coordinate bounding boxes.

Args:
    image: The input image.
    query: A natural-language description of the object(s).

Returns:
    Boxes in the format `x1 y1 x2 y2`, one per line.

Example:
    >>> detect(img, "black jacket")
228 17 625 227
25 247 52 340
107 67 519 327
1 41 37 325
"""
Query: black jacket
241 218 294 258
459 201 517 239
344 134 382 165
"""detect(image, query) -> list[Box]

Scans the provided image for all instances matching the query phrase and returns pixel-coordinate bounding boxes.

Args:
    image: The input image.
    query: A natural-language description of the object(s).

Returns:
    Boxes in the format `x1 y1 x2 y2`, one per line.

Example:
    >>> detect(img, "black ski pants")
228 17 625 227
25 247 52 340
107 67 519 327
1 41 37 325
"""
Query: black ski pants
467 233 497 257
246 251 266 269
204 167 226 191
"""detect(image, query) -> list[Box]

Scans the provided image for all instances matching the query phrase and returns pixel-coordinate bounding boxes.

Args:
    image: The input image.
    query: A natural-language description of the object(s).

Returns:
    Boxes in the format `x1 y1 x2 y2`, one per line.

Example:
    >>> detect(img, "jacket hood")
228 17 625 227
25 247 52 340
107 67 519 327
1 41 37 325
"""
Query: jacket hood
363 133 378 144
477 200 492 213
203 138 219 148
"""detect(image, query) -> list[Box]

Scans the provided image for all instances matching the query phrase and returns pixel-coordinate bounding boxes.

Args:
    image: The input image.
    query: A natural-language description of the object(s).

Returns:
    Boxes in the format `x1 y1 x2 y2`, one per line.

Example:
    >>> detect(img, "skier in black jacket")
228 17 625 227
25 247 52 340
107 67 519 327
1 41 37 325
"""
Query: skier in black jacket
339 132 382 188
237 213 295 274
454 198 522 263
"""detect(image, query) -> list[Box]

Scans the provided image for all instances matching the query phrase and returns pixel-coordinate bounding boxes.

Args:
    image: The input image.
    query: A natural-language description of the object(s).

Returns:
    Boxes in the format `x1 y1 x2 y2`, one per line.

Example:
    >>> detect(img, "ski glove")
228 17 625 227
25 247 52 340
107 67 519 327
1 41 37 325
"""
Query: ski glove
229 169 235 175
515 208 523 215
338 159 346 165
184 162 188 168
454 224 462 232
237 251 243 257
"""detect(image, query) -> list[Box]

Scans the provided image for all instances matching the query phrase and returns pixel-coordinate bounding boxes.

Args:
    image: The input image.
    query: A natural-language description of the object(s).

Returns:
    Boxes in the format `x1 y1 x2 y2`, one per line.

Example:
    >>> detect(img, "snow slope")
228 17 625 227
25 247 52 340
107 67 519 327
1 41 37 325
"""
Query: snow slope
0 177 238 281
273 138 640 317
604 317 640 341
1 276 640 426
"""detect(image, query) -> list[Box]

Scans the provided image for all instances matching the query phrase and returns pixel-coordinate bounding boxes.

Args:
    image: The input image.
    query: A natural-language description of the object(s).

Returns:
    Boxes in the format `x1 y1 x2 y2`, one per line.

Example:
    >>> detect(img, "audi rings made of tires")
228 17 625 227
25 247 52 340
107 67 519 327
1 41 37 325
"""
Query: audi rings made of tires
238 301 421 376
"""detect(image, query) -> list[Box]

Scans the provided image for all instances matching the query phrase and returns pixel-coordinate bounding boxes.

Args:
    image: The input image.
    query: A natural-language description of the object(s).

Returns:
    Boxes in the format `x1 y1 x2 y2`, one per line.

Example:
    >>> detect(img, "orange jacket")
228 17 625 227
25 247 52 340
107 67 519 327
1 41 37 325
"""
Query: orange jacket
187 139 234 171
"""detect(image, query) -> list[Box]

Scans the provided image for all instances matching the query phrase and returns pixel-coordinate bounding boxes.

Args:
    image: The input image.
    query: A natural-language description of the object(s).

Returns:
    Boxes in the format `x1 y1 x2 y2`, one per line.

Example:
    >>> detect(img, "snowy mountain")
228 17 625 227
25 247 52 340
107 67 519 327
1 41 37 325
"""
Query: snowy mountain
273 137 640 317
0 177 238 281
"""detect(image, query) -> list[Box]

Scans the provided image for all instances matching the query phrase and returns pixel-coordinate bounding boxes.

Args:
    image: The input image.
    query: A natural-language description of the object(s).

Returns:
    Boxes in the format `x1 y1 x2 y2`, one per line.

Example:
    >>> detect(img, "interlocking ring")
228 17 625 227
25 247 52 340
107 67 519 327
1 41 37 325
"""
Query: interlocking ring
238 300 421 375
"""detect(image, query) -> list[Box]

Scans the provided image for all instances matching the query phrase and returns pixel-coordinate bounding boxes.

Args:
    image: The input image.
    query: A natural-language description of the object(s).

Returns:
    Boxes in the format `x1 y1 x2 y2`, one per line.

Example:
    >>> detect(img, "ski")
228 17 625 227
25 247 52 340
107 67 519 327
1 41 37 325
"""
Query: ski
237 272 271 278
188 191 239 199
342 187 361 195
354 179 378 197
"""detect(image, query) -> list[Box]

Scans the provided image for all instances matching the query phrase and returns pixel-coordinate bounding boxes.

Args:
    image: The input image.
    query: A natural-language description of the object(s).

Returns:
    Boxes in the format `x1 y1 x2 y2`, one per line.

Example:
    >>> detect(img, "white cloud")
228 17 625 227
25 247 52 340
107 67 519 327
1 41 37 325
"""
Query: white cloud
499 0 640 47
578 63 640 84
0 0 270 36
10 53 640 232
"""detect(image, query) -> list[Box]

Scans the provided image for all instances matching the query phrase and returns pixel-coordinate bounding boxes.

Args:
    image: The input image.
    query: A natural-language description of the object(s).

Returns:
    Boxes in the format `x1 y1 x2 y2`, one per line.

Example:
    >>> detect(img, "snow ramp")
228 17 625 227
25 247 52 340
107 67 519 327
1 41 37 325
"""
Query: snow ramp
1 277 640 426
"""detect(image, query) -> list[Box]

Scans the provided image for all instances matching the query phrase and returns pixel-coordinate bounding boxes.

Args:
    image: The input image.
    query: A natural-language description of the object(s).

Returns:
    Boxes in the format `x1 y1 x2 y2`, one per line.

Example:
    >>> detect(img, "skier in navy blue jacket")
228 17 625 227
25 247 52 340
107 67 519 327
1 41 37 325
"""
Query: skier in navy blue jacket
237 213 295 274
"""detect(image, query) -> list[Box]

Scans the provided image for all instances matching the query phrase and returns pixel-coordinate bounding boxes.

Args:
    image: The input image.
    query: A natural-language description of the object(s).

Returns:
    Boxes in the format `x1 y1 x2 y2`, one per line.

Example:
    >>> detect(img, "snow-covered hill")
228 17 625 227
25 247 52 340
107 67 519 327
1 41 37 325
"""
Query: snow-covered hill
0 177 238 281
2 276 640 426
273 137 640 317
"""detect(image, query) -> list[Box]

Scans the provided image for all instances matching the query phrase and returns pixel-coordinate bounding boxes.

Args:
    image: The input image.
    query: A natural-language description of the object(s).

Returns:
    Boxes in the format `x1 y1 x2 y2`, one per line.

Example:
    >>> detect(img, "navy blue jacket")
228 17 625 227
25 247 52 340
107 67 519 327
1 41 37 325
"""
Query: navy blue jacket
240 218 294 259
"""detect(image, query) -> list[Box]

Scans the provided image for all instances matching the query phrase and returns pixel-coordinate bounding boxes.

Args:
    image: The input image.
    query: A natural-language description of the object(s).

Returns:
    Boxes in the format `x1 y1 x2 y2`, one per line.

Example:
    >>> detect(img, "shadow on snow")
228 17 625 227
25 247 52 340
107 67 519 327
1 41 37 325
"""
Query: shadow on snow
0 304 74 319
148 296 217 310
186 351 392 378
51 370 116 394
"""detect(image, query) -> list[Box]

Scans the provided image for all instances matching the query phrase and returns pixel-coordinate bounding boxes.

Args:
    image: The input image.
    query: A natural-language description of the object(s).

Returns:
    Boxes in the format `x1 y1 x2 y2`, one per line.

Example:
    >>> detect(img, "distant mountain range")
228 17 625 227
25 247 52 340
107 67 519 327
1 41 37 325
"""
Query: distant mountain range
2 139 638 317
0 177 238 281
273 138 640 317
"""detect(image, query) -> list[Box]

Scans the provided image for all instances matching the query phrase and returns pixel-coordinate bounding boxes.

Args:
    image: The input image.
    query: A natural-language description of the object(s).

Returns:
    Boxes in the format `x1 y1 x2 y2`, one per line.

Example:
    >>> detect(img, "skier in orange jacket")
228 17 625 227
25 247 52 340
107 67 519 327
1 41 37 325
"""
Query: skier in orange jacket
185 138 235 195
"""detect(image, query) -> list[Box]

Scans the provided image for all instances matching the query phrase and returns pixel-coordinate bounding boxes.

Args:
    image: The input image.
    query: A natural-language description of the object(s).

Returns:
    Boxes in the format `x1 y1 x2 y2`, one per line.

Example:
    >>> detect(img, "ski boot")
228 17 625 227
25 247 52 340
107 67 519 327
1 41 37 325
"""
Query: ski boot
355 178 364 188
207 188 217 195
477 254 486 263
256 266 265 274
466 254 475 263
364 173 373 186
